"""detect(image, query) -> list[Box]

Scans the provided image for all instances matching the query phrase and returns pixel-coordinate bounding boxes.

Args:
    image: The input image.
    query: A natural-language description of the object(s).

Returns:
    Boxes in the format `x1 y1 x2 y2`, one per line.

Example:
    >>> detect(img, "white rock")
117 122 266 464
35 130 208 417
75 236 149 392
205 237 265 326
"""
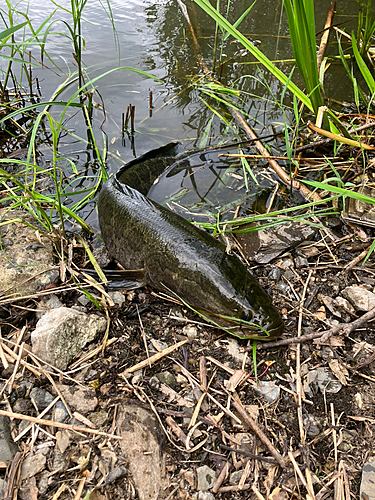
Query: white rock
31 307 106 370
360 461 375 500
342 286 375 312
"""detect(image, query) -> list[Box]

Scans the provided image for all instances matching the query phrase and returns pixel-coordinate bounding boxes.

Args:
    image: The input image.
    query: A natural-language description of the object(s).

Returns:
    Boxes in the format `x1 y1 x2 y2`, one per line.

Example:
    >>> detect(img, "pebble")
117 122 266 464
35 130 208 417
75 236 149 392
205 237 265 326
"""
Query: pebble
254 380 280 403
13 398 33 414
37 471 50 495
90 410 110 428
105 465 127 484
360 460 375 500
0 415 18 463
304 414 321 437
31 307 106 370
337 430 356 452
229 469 244 485
29 388 54 411
52 400 69 423
156 371 176 387
0 478 7 498
56 384 98 415
295 255 309 268
267 266 281 281
303 368 342 396
56 430 71 454
149 376 161 390
196 465 217 491
342 286 375 312
118 404 163 500
192 492 216 500
182 324 198 339
20 454 46 480
0 211 58 298
108 291 126 307
36 295 64 319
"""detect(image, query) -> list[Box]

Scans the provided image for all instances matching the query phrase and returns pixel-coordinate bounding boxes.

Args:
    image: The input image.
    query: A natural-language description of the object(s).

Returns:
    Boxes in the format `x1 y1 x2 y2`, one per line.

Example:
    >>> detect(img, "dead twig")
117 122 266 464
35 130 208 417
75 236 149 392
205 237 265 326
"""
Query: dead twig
317 2 336 71
119 339 189 374
254 305 375 349
4 451 24 500
0 409 123 440
231 392 286 468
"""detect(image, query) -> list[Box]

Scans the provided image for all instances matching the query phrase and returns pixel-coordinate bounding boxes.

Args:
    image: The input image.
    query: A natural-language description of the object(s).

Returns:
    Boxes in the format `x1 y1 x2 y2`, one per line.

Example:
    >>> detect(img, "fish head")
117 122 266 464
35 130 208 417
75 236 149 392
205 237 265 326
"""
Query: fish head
195 254 285 340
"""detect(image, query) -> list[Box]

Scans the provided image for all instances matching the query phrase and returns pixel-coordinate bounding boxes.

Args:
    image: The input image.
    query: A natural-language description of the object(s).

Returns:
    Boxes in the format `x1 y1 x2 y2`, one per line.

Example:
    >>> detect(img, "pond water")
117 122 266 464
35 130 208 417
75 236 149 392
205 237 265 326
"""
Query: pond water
1 0 362 230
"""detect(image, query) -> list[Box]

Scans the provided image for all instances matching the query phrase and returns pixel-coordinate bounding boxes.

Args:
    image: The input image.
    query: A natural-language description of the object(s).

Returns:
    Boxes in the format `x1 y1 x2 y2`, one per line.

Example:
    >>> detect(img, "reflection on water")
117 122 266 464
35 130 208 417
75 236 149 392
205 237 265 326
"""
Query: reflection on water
147 145 283 224
1 0 362 228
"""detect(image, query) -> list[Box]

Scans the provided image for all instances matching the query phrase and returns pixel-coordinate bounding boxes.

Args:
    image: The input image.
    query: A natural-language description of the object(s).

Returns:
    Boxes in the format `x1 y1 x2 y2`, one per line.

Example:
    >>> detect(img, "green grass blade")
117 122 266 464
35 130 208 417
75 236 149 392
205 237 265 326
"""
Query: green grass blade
193 0 313 111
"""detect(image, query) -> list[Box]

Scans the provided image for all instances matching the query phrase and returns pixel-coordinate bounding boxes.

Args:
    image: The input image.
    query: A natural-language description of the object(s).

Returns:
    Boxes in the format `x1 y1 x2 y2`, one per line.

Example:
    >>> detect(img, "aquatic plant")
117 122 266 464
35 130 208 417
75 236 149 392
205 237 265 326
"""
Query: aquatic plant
193 0 314 112
282 0 323 117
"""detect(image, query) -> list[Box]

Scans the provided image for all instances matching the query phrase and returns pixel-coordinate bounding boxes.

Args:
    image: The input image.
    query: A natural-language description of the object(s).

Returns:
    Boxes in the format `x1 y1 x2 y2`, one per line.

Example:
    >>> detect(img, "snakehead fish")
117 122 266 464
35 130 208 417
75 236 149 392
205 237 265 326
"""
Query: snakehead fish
97 143 284 340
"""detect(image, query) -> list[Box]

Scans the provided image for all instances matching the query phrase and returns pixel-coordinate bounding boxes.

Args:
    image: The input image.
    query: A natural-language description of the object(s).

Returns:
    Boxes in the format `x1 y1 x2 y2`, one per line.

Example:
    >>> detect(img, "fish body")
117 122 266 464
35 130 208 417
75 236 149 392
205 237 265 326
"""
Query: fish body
97 145 284 340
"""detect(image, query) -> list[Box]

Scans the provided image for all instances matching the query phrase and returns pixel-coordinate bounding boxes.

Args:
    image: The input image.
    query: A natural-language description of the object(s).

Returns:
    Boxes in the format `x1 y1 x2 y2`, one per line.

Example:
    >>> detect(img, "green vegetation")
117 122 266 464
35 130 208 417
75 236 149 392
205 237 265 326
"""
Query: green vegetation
1 0 375 284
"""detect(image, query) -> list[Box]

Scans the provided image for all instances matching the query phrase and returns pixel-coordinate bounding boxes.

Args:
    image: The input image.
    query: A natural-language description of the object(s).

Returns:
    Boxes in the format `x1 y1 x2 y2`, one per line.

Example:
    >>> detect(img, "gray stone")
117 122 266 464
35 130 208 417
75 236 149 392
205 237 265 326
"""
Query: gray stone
360 460 375 500
149 376 161 391
182 325 198 339
31 307 106 370
56 384 98 415
304 414 321 437
36 295 64 319
333 296 355 315
338 430 356 452
192 493 216 500
105 465 127 484
229 469 244 485
0 210 58 298
56 430 71 454
29 388 54 411
295 255 309 268
0 478 7 498
304 368 342 396
342 286 375 312
117 404 162 500
13 398 33 414
52 447 66 470
20 453 46 480
236 221 316 264
90 411 109 428
254 380 280 403
267 266 281 281
52 401 69 423
37 471 49 495
108 291 126 307
196 465 217 491
0 415 18 463
156 371 176 387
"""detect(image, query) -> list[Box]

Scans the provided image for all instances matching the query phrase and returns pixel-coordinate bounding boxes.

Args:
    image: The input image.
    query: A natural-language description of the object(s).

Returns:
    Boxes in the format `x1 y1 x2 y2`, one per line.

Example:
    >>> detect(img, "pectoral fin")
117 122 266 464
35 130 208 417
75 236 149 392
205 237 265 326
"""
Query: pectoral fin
79 268 146 290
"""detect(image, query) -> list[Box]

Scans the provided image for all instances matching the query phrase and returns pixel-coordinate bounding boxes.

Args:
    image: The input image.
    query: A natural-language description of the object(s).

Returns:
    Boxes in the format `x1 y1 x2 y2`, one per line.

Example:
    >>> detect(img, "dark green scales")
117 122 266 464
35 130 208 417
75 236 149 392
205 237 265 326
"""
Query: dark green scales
97 143 284 340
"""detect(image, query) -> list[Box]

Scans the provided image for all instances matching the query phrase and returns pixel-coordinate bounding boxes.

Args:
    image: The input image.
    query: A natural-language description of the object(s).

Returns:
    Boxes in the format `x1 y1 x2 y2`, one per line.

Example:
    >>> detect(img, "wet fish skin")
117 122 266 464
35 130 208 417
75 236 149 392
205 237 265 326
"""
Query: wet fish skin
97 148 284 340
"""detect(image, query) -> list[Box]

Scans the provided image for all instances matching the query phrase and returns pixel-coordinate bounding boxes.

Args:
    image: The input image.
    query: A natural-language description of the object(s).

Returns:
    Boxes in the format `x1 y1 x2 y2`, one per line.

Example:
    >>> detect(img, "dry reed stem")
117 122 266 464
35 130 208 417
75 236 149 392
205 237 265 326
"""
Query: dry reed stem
296 271 312 443
0 409 123 440
120 339 188 374
0 341 41 377
14 395 60 442
288 451 315 500
232 392 286 467
317 2 336 71
212 462 230 494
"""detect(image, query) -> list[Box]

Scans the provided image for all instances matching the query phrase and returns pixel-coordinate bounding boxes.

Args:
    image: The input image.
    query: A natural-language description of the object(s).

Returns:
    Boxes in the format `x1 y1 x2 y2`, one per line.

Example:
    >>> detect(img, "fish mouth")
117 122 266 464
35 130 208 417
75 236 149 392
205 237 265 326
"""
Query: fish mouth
197 309 284 341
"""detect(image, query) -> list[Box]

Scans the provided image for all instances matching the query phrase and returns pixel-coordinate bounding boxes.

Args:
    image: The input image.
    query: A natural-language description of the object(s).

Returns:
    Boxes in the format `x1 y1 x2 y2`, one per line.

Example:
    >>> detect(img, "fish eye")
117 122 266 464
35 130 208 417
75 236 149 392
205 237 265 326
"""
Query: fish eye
241 310 253 322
